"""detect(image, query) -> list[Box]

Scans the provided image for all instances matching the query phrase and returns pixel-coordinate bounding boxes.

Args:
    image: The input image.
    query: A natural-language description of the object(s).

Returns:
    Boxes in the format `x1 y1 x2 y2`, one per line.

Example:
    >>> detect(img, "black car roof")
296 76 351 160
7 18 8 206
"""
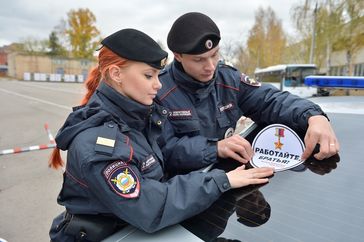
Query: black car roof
182 108 364 242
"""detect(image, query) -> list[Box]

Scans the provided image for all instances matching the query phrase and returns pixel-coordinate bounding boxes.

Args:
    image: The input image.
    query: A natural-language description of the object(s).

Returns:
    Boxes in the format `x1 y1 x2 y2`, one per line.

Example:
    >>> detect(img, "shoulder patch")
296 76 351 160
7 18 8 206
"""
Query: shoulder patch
241 74 261 87
103 160 140 199
95 121 118 156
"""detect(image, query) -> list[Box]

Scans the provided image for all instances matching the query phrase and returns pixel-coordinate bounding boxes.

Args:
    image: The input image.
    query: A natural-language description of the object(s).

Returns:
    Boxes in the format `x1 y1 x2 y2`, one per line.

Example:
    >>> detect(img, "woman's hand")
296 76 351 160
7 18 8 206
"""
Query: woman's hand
226 165 274 188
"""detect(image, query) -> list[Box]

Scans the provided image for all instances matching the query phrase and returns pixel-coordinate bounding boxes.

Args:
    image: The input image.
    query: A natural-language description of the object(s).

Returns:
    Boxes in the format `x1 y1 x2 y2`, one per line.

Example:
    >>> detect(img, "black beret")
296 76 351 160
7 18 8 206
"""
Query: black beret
101 28 168 69
167 12 221 54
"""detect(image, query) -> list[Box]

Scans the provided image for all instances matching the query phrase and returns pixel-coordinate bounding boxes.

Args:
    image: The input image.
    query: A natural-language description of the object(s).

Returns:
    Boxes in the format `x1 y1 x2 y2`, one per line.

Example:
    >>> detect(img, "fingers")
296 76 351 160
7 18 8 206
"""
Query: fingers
249 178 269 185
217 135 253 163
224 146 250 163
226 166 274 188
302 141 315 161
250 167 275 178
232 138 253 159
236 164 246 171
304 115 340 160
314 140 340 160
303 130 340 160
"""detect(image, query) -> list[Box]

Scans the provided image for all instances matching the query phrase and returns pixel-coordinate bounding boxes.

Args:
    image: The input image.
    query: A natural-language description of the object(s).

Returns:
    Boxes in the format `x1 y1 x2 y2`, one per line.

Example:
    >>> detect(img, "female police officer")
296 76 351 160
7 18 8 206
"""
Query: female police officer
48 28 274 241
156 12 339 173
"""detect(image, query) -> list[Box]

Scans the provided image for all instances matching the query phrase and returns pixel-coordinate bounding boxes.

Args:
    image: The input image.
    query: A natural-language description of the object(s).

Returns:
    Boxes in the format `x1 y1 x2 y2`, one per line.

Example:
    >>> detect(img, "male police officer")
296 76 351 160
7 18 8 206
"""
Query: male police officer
156 12 339 173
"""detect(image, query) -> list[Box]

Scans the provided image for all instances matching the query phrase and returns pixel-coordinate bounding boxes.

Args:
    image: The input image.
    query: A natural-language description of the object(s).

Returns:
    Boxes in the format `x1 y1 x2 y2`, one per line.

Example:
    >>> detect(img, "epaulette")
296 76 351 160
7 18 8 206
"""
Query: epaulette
218 62 238 71
95 121 118 156
72 104 86 111
158 68 168 76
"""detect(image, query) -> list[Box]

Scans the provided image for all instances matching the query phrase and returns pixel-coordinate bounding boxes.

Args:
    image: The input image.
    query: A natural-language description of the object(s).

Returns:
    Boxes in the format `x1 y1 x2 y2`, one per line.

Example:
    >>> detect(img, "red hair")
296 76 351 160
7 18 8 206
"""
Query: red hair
49 47 129 169
81 47 129 105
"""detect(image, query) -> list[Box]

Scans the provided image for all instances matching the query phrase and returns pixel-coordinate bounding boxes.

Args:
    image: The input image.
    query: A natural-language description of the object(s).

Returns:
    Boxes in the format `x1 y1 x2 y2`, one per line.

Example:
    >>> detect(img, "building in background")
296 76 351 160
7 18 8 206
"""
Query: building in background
330 47 364 76
5 49 96 82
0 45 10 77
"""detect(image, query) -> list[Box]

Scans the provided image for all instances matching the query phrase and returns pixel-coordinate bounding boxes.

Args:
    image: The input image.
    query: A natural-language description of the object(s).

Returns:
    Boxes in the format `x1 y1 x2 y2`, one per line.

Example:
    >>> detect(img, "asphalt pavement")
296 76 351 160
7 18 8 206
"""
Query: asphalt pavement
0 79 84 242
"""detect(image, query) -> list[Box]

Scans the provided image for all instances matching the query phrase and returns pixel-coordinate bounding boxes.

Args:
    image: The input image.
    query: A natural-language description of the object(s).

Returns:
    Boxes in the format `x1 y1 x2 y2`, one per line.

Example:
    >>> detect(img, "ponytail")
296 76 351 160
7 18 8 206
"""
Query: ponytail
80 67 102 105
49 47 129 170
48 148 64 170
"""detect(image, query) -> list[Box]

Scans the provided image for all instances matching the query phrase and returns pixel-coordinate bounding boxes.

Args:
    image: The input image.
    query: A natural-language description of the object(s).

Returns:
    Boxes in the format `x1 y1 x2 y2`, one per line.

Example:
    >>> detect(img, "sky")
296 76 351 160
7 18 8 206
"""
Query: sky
0 0 302 50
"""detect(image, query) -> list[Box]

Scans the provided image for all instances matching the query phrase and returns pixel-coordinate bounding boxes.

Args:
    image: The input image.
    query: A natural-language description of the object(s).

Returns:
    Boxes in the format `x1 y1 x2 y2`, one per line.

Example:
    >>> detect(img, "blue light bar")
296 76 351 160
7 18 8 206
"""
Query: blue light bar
305 75 364 88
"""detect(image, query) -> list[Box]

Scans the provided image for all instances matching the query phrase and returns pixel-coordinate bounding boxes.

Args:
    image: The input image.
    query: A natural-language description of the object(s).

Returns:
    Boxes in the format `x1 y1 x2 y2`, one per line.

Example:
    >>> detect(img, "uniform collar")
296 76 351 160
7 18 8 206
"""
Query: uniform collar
172 60 216 100
97 82 152 130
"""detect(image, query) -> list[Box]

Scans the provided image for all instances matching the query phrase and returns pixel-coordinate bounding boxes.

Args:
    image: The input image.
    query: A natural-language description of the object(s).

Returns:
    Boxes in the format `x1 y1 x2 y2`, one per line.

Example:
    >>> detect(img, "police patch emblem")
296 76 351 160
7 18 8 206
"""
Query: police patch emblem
241 75 261 87
103 161 140 198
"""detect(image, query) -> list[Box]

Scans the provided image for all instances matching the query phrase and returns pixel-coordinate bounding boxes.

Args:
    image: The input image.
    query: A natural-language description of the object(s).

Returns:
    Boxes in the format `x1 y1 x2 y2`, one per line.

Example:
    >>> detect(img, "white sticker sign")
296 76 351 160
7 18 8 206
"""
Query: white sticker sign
250 124 305 172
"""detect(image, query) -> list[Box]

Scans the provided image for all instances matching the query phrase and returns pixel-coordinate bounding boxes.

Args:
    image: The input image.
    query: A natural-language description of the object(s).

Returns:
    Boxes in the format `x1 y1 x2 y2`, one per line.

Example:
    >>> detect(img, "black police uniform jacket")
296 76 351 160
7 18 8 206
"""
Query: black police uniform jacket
49 82 230 240
156 61 326 172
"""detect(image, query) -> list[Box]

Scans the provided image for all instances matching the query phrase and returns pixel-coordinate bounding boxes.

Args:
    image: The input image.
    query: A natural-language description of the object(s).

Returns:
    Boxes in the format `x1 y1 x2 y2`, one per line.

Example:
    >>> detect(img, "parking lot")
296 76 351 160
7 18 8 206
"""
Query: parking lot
0 79 84 242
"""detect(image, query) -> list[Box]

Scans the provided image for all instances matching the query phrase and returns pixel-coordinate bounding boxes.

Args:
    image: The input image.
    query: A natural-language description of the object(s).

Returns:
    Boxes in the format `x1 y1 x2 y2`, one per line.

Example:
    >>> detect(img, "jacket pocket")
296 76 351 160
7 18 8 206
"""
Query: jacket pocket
217 113 232 128
170 119 200 136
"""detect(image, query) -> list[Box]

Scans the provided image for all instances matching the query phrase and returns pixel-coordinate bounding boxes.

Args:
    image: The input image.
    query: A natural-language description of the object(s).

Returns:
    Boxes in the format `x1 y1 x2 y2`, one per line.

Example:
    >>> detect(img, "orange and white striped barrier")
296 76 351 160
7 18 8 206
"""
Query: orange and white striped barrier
0 123 56 155
44 123 56 144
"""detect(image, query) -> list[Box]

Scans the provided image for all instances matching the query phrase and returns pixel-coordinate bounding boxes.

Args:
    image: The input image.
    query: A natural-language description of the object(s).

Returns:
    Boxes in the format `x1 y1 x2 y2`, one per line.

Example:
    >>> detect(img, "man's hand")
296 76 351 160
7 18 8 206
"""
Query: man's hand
217 134 253 163
302 115 340 160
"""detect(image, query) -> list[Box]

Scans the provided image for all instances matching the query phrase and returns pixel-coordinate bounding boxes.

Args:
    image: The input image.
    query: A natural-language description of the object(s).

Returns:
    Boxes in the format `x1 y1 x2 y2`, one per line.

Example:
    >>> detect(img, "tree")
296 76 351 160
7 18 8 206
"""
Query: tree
219 39 240 64
234 46 253 75
19 37 48 54
265 9 287 66
313 2 343 71
290 0 364 74
333 0 364 75
244 7 287 73
48 31 67 56
246 7 265 71
64 8 101 59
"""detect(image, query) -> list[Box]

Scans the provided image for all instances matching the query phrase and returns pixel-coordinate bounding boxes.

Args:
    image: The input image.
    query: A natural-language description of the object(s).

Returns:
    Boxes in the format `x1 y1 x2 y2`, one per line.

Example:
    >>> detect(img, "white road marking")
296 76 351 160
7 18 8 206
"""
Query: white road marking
0 87 71 110
20 81 84 94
